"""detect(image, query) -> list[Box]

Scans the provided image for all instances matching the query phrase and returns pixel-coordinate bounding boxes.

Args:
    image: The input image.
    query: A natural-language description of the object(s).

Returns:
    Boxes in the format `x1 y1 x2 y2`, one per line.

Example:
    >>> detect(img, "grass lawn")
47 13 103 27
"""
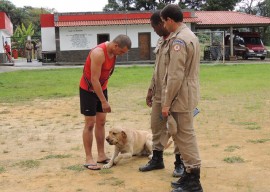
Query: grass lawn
0 64 269 103
0 64 270 192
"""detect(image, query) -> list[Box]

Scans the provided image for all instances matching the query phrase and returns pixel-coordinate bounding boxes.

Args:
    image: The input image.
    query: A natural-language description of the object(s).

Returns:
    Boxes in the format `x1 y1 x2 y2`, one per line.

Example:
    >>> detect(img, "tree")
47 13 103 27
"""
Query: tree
12 23 34 50
257 0 270 16
103 0 121 11
254 0 270 45
236 0 264 14
178 0 206 10
177 0 241 11
103 0 136 11
0 0 16 17
0 0 53 36
135 0 157 10
202 0 241 11
1 0 22 29
155 0 177 10
103 0 177 11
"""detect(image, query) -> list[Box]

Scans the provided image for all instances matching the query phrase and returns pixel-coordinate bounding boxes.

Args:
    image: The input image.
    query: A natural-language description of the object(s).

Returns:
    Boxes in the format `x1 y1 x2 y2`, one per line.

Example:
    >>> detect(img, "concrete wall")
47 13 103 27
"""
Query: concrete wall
41 27 56 52
58 24 158 50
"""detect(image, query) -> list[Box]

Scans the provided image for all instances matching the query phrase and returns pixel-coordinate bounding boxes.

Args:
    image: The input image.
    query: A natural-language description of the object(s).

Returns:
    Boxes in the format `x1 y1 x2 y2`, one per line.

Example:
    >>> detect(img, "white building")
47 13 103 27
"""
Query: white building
40 11 199 64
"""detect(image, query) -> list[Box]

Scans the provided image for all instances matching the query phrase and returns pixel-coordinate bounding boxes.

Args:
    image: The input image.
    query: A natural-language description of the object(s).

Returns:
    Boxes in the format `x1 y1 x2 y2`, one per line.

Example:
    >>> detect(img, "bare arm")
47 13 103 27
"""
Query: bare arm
90 48 111 113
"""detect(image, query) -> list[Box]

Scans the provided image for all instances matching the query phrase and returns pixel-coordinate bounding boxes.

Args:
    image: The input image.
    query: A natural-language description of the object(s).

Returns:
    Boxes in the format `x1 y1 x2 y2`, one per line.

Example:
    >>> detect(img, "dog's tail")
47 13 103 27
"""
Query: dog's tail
164 140 173 150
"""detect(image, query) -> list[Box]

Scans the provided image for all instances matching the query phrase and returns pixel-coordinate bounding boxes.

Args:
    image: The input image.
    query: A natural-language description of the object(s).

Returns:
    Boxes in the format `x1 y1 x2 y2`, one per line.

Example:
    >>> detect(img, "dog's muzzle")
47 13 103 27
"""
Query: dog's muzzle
106 137 114 145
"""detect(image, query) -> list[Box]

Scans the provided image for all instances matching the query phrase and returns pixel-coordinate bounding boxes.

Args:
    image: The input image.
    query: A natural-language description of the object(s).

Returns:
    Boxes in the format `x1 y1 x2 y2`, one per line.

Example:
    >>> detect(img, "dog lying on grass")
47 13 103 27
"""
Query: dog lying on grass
103 127 172 169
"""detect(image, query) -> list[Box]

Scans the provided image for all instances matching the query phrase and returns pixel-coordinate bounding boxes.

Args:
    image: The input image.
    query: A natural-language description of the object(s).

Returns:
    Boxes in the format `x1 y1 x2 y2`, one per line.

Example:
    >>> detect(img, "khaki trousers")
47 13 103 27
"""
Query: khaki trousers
26 50 32 61
171 111 201 172
151 101 168 151
151 101 181 153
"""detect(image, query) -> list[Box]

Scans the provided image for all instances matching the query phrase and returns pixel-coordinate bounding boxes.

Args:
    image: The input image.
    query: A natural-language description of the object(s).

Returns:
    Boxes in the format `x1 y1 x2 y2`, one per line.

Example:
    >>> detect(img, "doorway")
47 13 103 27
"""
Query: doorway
138 33 151 60
97 34 110 44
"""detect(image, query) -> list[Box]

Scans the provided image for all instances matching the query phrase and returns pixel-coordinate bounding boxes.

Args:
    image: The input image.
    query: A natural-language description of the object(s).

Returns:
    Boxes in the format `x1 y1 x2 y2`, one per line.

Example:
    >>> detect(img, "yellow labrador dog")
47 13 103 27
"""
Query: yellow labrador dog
103 127 153 169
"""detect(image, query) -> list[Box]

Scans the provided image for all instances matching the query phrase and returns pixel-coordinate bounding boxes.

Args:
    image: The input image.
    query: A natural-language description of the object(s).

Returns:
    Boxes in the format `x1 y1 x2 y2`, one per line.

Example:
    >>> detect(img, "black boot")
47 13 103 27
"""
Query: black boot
173 154 185 177
171 168 203 192
139 150 164 172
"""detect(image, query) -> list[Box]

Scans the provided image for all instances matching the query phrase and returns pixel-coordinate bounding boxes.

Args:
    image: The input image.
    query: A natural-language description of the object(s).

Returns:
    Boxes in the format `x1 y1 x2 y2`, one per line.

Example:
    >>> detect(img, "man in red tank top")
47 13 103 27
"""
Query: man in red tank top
80 34 131 170
4 41 12 63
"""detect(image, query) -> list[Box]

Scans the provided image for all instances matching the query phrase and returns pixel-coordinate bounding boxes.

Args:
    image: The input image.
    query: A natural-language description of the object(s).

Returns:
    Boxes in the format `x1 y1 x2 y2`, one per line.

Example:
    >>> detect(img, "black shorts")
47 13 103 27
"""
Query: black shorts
79 87 108 116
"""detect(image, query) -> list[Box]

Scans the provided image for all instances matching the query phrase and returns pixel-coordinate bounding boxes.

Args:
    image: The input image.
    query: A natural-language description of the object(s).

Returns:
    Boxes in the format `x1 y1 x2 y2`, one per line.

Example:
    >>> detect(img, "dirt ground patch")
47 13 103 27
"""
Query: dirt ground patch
0 88 270 192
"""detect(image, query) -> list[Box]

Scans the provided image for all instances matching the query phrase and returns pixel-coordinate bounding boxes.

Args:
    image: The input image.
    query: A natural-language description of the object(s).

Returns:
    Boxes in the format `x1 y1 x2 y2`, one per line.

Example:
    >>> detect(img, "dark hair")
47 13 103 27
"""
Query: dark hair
150 10 162 26
160 4 183 22
113 34 132 49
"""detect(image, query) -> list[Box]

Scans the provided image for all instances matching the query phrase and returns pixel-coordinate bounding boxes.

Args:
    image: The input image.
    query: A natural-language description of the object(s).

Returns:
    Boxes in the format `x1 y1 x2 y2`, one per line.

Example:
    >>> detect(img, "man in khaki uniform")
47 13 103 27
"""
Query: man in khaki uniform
36 40 42 62
139 11 185 178
25 40 33 62
160 4 203 192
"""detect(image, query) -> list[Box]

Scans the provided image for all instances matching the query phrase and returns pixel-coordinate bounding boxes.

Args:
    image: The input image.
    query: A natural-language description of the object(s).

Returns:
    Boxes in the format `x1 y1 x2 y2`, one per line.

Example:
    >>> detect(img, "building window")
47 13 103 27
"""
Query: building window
97 34 109 44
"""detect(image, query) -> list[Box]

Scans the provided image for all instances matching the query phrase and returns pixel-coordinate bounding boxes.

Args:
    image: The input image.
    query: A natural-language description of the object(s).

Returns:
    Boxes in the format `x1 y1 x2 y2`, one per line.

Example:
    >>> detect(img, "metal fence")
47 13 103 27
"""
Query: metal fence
195 31 226 64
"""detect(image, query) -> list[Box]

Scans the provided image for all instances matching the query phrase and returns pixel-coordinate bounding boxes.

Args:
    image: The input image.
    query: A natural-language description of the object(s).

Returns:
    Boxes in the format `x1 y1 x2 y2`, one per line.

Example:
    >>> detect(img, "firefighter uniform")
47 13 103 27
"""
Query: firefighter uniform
161 23 201 171
149 35 170 151
25 41 33 62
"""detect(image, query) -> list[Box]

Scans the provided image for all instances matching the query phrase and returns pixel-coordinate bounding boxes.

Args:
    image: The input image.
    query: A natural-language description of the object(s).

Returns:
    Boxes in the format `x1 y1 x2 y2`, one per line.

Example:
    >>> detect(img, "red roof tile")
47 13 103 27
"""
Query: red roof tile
46 11 270 28
55 17 200 27
195 11 270 27
55 19 149 27
54 11 199 27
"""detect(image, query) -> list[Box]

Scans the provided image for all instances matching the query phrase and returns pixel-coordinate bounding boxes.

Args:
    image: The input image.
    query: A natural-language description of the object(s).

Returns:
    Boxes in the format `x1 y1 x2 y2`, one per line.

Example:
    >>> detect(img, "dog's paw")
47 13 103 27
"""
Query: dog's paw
103 163 113 169
113 157 120 164
148 154 153 159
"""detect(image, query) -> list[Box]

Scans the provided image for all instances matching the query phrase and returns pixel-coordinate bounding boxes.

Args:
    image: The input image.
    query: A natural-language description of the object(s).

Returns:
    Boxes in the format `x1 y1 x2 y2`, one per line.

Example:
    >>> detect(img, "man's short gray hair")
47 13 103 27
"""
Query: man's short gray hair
113 34 132 49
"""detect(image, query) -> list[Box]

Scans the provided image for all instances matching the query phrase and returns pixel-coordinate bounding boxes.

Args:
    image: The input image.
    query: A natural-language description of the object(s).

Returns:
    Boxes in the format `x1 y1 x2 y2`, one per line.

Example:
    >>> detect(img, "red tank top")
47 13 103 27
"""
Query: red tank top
80 42 116 92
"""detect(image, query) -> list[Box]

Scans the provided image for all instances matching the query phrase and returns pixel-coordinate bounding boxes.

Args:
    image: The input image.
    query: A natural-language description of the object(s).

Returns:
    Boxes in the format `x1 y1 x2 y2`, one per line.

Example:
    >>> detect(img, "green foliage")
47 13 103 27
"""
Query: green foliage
102 0 270 15
202 0 241 11
257 0 270 17
103 0 177 11
0 0 53 38
0 0 16 19
12 23 34 49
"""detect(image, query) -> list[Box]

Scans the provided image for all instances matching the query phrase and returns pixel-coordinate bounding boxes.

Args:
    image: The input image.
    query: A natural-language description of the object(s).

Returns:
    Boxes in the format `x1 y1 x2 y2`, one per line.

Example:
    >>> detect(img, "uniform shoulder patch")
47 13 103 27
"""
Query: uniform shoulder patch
172 39 185 51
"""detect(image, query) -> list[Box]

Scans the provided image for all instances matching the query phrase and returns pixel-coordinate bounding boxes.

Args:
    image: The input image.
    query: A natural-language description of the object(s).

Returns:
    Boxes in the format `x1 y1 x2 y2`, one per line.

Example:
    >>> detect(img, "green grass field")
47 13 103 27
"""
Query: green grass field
1 64 270 192
0 64 269 103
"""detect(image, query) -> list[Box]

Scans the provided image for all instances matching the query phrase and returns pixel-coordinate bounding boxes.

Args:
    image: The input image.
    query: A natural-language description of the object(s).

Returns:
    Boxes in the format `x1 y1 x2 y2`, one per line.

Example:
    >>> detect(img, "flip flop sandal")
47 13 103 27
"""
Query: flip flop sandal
97 159 110 164
83 164 101 170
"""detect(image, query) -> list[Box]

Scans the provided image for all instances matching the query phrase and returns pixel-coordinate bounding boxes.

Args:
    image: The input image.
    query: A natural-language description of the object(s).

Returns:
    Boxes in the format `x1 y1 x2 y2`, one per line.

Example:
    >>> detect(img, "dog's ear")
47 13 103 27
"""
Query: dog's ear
121 131 127 139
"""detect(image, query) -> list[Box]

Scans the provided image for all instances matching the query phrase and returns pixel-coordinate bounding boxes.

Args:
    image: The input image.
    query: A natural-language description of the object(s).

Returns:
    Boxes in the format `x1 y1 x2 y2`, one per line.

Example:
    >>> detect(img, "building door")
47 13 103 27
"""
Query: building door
138 33 151 60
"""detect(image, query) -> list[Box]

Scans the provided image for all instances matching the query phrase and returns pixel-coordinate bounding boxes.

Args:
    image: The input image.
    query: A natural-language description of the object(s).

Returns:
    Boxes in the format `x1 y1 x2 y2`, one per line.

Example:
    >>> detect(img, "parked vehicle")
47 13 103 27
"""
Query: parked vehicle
225 32 267 60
